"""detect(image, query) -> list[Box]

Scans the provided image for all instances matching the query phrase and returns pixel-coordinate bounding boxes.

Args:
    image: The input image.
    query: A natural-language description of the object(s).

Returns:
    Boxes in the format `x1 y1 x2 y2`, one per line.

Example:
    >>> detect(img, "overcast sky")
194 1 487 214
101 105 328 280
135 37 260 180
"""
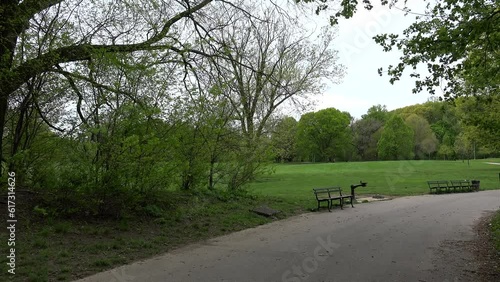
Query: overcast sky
305 1 440 119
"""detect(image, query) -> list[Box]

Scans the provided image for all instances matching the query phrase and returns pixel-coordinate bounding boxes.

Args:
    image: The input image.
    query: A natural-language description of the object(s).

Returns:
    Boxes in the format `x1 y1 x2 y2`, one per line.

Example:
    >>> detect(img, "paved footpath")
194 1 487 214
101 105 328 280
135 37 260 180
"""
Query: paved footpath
76 190 500 282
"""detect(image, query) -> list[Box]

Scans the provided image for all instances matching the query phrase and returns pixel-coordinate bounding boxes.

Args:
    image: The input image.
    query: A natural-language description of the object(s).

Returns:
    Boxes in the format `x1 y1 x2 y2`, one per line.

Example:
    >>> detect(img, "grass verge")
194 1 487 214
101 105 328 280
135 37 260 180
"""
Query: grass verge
0 190 306 282
492 210 500 253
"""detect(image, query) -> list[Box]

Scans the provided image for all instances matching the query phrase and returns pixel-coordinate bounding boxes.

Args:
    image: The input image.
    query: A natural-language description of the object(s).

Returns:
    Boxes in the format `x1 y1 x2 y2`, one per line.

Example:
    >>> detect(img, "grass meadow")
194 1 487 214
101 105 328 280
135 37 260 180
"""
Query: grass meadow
250 159 500 203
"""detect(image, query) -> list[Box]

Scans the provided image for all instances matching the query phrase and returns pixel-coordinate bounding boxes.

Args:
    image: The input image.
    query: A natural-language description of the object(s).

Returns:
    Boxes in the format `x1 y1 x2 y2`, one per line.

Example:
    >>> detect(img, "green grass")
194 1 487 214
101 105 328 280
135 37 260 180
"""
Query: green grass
248 159 500 204
0 190 304 282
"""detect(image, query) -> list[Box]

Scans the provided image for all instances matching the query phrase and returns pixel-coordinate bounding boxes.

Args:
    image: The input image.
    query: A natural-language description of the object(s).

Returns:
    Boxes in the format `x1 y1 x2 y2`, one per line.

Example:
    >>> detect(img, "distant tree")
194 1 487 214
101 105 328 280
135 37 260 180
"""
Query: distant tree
352 118 383 161
420 137 439 160
437 144 454 160
455 95 500 151
378 115 414 160
454 133 472 162
405 114 438 159
362 104 390 122
352 104 389 161
271 117 298 163
296 108 352 162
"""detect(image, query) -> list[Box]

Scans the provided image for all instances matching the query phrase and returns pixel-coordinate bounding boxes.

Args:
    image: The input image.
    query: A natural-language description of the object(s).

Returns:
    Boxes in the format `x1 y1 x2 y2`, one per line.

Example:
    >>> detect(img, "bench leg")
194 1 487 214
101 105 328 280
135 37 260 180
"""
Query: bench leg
318 201 331 212
349 197 354 208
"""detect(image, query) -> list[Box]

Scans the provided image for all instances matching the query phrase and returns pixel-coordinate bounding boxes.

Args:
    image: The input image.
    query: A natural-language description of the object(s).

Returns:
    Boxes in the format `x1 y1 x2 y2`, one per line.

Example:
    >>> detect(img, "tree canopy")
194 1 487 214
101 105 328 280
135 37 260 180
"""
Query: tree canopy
296 107 352 162
303 0 499 98
378 114 414 160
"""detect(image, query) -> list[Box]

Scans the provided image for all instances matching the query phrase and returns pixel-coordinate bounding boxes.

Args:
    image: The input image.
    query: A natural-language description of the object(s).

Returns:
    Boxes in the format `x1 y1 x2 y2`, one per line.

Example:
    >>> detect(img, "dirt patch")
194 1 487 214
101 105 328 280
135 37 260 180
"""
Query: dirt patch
356 194 393 203
429 239 480 281
425 211 500 281
472 211 500 281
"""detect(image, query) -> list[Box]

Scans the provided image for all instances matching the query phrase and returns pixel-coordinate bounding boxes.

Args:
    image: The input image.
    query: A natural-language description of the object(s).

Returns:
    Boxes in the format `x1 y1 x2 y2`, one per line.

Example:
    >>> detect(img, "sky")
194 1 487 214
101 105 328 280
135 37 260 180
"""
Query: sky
303 1 439 119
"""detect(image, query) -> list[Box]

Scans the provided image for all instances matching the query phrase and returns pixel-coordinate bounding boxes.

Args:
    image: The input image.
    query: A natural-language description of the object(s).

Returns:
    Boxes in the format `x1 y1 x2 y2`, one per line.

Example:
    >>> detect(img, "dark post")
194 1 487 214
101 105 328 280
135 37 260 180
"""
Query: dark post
350 181 367 201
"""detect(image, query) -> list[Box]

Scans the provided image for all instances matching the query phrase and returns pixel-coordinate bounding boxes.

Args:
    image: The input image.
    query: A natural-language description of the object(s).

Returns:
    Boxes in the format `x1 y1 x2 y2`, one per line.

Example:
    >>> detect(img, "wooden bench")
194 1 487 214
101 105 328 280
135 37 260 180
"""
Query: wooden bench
313 187 354 212
427 180 449 194
450 180 471 192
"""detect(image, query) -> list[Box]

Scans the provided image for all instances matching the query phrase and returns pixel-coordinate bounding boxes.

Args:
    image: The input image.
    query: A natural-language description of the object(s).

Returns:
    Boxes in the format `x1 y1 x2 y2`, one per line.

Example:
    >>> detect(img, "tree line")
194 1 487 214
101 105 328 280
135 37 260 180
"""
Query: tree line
270 100 500 163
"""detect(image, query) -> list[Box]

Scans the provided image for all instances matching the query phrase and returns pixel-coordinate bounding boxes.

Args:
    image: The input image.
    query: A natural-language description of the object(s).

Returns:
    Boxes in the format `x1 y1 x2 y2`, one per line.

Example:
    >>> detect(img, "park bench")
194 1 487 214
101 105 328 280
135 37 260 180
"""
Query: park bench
450 180 471 192
427 180 449 194
428 179 480 194
313 187 354 212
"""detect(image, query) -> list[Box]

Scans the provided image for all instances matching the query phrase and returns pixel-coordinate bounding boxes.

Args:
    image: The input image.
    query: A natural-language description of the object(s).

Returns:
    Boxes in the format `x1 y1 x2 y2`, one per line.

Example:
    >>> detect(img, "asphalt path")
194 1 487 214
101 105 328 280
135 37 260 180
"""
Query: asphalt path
76 190 500 282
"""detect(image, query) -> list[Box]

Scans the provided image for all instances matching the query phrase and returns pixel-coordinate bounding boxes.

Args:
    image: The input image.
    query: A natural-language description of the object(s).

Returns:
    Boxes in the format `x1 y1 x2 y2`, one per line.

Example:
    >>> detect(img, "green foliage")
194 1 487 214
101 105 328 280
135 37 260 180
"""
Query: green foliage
142 205 165 218
53 222 72 234
296 108 352 162
33 206 48 217
405 114 439 159
362 104 390 122
352 105 388 161
373 0 499 97
305 0 499 97
271 117 298 162
378 115 414 160
455 95 500 151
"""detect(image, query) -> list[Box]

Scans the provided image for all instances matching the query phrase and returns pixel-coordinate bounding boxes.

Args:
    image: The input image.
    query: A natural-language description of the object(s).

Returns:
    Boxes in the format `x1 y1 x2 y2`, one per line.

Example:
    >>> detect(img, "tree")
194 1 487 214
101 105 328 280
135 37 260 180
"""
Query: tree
301 0 499 98
193 5 344 182
202 5 344 144
351 104 389 160
454 132 472 162
352 118 383 161
362 104 390 123
271 117 298 163
437 144 454 160
296 108 352 162
373 0 499 97
377 115 414 160
455 95 500 152
0 0 225 175
405 114 438 159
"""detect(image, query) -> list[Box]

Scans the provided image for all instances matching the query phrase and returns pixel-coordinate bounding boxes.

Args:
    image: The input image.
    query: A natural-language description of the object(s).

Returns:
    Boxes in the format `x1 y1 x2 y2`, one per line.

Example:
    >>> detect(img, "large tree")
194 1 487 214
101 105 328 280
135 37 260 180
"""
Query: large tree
271 116 298 163
405 114 438 159
188 4 344 181
200 5 344 144
352 118 383 161
351 104 389 160
377 114 414 160
296 107 352 162
455 95 500 152
0 0 223 175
